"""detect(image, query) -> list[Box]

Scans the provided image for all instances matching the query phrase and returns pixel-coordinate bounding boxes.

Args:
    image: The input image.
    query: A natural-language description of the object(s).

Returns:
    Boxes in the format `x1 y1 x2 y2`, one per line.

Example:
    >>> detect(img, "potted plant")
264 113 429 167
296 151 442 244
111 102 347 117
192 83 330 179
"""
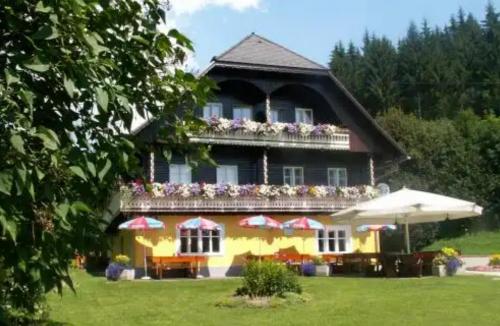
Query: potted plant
432 254 447 277
312 256 330 277
441 247 463 276
106 255 134 281
116 255 135 280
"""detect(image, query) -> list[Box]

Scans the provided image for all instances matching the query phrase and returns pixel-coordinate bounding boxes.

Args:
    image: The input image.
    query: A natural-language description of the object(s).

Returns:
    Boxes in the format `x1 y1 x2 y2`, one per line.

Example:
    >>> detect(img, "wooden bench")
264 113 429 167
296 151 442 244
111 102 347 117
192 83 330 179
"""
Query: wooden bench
148 256 207 279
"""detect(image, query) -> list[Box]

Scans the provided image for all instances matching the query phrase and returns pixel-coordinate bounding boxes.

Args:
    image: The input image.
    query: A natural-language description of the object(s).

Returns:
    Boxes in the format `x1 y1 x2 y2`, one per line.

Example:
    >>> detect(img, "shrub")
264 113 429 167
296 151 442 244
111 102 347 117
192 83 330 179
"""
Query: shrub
312 256 324 265
114 254 131 266
489 254 500 266
236 261 302 298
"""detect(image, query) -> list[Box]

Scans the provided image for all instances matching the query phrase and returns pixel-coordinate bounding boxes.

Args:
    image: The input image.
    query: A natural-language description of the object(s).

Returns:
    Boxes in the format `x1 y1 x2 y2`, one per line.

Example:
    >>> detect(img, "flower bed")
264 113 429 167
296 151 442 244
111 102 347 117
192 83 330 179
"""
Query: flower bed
202 117 346 137
123 181 378 201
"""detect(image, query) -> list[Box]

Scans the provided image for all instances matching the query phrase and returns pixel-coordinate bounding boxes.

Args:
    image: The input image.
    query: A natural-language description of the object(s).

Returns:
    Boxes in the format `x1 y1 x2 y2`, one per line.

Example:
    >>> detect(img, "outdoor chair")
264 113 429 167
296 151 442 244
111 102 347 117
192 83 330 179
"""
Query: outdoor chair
398 255 423 277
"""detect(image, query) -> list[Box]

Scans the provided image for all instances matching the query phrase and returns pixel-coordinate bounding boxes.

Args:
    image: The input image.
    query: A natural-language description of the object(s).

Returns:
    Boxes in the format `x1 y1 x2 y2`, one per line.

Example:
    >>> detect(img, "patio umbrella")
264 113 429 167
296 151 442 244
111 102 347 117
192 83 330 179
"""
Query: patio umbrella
282 217 324 255
332 188 483 253
356 225 397 252
119 216 165 280
239 215 282 256
176 216 221 230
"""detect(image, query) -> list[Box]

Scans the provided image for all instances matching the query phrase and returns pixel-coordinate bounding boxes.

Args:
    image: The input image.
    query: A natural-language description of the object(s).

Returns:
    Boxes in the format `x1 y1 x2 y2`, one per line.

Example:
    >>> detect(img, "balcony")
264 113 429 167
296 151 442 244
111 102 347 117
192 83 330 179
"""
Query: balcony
120 183 377 213
187 118 350 151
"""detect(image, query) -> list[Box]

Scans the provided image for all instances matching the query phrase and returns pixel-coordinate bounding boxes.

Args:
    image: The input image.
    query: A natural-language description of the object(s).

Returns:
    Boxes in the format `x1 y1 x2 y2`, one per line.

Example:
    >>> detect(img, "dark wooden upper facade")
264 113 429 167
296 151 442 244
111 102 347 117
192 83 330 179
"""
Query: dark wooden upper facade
125 34 406 213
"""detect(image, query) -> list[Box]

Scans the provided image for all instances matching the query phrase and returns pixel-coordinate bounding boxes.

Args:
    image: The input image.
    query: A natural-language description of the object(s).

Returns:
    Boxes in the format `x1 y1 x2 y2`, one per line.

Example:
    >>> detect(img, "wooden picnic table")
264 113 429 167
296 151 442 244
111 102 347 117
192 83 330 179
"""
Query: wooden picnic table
148 256 207 279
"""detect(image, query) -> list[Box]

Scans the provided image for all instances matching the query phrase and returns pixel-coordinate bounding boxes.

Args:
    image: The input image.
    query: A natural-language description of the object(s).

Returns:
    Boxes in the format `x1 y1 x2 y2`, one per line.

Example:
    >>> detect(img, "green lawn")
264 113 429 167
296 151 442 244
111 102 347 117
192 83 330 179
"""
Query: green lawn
423 231 500 255
47 270 500 326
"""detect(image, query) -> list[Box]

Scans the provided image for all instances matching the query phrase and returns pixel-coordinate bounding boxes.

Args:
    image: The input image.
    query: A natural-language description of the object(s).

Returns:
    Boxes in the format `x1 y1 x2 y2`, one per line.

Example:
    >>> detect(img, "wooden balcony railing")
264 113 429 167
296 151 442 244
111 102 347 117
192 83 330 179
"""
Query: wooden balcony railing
121 195 363 213
188 130 350 150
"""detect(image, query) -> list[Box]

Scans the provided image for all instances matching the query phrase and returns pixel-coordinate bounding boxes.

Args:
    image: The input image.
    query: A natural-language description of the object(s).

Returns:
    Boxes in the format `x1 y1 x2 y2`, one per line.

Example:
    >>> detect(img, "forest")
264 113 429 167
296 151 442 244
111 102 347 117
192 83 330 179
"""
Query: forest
329 4 500 248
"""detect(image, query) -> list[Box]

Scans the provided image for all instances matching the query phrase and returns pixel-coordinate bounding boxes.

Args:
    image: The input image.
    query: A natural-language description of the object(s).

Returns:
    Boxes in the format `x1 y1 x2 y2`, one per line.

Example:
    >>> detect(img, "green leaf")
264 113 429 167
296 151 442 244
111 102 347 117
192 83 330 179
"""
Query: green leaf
20 89 34 109
0 172 13 195
0 214 17 242
55 203 70 219
163 148 172 162
32 25 59 40
69 166 87 181
35 1 53 13
86 161 96 177
10 134 25 154
4 69 20 86
71 201 92 213
23 61 50 72
96 87 109 111
35 127 59 150
83 33 108 55
63 75 76 98
35 167 45 181
98 159 112 181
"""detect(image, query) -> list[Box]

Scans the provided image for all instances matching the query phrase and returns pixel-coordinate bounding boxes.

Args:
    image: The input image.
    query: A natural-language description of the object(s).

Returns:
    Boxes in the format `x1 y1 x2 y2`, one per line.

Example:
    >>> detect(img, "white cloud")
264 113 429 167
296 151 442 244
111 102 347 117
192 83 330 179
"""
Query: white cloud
168 0 261 15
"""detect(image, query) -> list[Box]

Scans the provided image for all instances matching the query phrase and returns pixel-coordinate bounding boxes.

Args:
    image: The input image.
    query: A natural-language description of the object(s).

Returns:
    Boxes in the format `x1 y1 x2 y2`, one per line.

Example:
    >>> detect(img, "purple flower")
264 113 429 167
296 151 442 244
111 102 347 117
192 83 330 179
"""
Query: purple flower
296 185 309 196
209 116 219 127
238 184 255 196
230 118 244 130
190 183 201 196
164 183 176 196
286 123 299 134
312 124 325 136
131 182 145 196
215 183 227 196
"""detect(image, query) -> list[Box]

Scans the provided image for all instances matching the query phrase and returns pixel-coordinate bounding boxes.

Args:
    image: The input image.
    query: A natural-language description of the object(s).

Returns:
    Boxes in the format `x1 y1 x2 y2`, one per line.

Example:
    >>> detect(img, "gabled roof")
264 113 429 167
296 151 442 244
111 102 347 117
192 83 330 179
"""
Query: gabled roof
213 33 327 71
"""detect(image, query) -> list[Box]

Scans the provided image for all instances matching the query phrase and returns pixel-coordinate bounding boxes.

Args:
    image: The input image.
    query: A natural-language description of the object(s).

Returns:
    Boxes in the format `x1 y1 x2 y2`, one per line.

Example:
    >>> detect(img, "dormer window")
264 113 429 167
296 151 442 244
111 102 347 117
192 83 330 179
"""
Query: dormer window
295 108 313 124
203 103 223 119
233 106 253 120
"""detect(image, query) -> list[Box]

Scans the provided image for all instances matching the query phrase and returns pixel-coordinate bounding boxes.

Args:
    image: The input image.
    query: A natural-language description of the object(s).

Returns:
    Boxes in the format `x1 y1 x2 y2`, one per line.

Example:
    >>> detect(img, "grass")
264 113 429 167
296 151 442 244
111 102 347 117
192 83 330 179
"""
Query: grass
423 231 500 255
47 270 500 326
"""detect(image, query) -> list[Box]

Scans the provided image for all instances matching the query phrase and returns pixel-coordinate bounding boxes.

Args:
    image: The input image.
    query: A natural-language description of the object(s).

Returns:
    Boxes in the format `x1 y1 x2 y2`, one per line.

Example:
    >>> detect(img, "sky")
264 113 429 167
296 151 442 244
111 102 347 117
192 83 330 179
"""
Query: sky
166 0 497 70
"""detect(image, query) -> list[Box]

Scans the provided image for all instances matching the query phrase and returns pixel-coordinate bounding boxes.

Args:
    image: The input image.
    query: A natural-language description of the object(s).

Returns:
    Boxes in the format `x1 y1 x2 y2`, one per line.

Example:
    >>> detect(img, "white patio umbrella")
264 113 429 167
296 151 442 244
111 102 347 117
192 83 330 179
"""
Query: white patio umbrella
332 188 483 253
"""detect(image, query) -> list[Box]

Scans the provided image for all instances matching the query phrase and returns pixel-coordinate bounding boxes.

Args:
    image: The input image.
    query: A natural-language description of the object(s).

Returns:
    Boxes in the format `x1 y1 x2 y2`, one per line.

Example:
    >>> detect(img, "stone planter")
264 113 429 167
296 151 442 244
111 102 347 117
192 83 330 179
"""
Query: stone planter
432 265 447 277
119 268 136 280
314 264 330 277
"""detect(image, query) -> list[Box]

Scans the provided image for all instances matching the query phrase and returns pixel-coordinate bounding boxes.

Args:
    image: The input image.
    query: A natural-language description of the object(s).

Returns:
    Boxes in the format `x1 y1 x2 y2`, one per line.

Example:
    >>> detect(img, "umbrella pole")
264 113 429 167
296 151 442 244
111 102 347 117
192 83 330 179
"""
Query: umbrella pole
142 230 150 280
404 219 411 254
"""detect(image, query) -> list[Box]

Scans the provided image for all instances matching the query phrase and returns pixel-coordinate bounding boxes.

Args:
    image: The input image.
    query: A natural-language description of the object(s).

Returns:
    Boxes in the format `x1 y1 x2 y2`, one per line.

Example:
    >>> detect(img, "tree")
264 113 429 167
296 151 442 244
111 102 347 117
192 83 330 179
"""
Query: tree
0 0 214 323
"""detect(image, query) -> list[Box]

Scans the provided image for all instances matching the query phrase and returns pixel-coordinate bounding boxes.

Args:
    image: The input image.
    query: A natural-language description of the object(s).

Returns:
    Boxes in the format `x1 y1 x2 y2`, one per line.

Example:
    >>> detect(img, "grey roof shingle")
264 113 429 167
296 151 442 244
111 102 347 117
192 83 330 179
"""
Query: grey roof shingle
213 33 327 71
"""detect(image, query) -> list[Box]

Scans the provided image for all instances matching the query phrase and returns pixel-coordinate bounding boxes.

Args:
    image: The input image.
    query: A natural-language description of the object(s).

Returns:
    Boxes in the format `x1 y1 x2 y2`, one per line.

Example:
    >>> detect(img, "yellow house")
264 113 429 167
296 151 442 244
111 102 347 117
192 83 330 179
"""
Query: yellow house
112 213 378 277
111 34 406 277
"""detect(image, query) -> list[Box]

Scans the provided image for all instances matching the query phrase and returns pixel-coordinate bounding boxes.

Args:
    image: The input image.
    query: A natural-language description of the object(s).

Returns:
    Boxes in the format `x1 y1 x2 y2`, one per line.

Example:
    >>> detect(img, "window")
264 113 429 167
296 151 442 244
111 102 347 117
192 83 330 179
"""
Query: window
317 226 351 253
328 168 348 187
169 164 192 184
270 108 285 122
203 102 223 119
217 165 238 184
283 167 304 186
233 106 253 120
178 227 223 255
295 108 313 124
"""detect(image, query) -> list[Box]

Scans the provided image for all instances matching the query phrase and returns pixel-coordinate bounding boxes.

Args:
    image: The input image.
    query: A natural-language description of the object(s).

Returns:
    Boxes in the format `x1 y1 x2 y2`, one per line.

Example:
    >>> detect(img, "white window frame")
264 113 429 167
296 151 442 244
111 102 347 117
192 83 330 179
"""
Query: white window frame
233 106 253 120
328 167 348 187
175 225 225 256
169 164 192 184
270 108 283 123
216 165 239 184
316 225 352 254
295 108 313 124
283 166 304 186
203 102 223 119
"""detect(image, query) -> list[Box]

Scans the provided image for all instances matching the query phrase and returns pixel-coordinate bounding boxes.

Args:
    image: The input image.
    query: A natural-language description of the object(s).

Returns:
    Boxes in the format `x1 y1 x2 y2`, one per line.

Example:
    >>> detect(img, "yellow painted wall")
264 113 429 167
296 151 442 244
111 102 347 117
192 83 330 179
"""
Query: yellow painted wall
112 214 378 269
